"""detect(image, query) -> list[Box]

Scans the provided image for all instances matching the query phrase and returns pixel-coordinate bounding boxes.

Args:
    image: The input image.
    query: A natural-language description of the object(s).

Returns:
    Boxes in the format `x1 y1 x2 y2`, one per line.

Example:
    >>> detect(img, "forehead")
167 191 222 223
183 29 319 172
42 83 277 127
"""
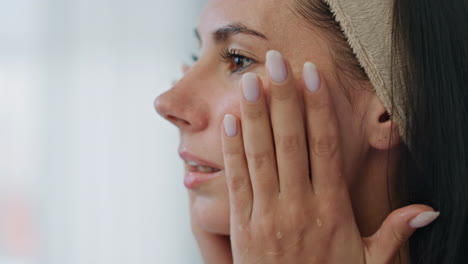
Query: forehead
199 0 295 40
197 0 334 73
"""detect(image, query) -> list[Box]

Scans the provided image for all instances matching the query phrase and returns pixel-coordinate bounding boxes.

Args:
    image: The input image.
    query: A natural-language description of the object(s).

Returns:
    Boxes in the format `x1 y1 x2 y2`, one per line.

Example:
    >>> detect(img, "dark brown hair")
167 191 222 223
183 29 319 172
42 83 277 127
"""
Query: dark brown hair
292 0 368 80
292 0 468 263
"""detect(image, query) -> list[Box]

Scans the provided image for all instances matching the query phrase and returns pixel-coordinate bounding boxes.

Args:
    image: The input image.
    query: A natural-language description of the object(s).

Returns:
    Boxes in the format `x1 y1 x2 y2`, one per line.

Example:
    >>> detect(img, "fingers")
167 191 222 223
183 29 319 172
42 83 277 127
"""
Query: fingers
365 205 440 264
266 51 311 197
240 73 279 211
222 114 253 225
303 62 344 194
223 54 347 223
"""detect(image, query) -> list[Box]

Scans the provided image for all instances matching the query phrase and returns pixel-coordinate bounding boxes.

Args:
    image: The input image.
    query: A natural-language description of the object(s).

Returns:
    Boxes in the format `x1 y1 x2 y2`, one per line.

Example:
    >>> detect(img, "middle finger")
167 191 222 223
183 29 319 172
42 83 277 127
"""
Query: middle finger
266 50 311 198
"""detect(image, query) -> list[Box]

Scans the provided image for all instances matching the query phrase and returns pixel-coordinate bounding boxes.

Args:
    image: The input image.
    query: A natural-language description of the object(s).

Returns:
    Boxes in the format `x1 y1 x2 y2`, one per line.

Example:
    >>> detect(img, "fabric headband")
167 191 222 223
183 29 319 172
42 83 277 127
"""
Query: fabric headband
324 0 406 139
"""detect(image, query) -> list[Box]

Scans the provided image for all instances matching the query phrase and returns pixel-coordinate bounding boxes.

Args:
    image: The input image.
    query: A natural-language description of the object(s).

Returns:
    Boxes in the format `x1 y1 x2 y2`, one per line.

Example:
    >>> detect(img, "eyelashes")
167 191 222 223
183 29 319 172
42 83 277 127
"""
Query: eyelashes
190 48 258 73
219 48 244 61
219 48 257 73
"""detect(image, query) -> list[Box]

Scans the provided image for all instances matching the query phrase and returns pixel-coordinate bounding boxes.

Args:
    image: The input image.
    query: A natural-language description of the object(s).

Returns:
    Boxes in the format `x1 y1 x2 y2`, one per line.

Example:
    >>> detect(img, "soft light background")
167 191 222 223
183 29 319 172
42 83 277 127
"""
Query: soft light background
0 0 205 263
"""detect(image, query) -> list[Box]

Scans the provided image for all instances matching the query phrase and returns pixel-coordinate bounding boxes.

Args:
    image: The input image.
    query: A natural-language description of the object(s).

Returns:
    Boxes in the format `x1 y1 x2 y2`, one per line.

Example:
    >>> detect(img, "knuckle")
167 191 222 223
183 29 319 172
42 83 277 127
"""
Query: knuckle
392 228 409 243
227 172 248 192
246 150 273 171
276 134 304 155
253 215 276 236
287 204 308 228
310 135 339 157
306 97 331 112
244 107 264 120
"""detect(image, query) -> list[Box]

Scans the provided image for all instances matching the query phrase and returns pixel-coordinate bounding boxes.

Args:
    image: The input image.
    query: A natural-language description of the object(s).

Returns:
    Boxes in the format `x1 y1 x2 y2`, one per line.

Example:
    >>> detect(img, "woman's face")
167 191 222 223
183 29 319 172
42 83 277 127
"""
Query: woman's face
155 0 376 235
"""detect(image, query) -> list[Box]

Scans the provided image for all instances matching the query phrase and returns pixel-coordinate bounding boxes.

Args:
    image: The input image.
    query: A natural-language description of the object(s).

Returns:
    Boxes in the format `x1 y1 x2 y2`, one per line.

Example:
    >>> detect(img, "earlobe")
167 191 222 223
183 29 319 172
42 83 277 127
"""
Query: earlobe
366 96 402 150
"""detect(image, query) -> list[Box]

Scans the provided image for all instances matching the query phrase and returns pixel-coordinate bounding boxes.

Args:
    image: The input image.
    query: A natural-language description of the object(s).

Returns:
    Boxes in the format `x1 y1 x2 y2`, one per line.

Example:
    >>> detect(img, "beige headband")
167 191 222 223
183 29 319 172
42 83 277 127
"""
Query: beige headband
324 0 406 139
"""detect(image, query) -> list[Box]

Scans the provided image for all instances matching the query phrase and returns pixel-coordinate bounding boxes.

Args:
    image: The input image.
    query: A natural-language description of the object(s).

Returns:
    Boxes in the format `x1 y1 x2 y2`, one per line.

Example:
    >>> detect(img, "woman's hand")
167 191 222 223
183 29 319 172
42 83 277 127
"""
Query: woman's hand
221 51 439 264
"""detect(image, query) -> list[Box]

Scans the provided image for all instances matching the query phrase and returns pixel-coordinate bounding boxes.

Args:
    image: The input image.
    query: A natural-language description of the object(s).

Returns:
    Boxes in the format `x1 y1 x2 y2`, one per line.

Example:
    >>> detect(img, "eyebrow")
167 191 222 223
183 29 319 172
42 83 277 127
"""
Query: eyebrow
194 23 267 44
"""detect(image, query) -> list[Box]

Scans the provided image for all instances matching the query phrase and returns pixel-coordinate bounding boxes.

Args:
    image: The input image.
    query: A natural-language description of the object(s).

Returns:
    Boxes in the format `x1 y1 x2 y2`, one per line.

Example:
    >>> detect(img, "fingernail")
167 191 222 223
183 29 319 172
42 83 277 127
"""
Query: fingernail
242 72 260 102
303 62 320 92
266 50 288 83
224 114 237 137
409 211 440 228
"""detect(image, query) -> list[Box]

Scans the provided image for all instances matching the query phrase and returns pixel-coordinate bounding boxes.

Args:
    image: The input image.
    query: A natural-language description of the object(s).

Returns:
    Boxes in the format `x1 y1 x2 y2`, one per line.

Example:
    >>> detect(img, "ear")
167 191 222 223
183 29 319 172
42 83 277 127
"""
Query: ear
366 95 402 150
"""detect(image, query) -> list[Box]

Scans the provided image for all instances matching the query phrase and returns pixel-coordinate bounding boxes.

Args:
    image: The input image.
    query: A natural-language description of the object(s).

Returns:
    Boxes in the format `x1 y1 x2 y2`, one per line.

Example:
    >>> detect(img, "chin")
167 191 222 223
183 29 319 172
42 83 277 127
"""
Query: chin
191 189 231 235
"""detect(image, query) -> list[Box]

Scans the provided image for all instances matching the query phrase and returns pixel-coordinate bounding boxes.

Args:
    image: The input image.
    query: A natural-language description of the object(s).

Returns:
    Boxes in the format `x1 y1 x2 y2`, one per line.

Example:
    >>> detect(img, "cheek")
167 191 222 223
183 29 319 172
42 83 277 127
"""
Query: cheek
212 88 242 120
330 85 368 185
191 90 241 235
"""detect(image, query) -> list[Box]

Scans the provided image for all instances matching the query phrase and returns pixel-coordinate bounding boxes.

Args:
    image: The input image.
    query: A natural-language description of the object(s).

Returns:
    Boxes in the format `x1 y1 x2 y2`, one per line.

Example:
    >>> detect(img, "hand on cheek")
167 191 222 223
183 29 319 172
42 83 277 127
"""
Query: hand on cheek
221 50 439 264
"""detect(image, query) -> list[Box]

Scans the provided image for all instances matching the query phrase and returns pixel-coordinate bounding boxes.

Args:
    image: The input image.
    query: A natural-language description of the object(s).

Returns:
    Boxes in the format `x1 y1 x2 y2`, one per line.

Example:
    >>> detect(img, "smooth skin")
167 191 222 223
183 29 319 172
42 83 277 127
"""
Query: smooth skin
221 53 436 263
155 0 439 263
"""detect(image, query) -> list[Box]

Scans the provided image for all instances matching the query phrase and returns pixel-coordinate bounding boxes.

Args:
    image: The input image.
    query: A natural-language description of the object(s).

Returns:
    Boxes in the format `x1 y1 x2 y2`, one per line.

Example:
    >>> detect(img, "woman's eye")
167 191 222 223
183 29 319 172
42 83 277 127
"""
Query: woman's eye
229 55 255 73
220 49 257 73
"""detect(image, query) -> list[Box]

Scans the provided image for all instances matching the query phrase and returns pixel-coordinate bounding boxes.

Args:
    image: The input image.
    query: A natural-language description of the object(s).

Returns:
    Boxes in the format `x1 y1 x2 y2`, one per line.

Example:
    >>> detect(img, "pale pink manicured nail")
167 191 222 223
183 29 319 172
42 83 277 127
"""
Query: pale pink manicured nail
224 114 237 137
303 62 320 92
409 211 440 228
242 72 260 102
266 50 288 83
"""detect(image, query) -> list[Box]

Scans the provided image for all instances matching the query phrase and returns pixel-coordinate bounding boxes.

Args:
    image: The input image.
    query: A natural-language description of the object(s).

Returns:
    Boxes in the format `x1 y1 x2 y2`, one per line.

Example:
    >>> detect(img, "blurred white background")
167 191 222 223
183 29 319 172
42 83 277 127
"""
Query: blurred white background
0 0 205 263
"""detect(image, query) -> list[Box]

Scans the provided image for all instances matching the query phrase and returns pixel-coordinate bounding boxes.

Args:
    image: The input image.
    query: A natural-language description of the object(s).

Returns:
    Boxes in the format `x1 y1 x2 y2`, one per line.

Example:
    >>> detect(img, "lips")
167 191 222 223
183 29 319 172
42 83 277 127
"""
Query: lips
186 160 221 173
179 151 223 189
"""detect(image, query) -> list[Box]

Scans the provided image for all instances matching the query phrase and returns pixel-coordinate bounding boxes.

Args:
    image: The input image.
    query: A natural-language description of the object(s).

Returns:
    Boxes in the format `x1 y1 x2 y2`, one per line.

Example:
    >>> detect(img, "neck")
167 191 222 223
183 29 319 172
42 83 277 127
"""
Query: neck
351 146 402 235
350 146 409 263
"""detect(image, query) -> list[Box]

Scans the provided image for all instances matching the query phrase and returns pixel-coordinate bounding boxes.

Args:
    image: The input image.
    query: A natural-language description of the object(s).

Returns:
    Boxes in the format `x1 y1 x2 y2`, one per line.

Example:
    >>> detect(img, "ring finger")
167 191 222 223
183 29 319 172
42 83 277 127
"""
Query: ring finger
266 50 310 198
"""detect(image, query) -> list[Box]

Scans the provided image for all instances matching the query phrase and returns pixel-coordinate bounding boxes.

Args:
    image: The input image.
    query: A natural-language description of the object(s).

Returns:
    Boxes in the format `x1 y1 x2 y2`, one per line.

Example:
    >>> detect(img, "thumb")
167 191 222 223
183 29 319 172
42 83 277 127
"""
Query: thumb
364 205 440 264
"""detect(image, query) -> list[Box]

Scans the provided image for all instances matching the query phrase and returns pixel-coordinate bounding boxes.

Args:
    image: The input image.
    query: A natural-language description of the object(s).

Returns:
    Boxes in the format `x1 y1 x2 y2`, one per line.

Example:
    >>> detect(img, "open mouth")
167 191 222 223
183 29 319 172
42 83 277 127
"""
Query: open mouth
185 160 221 173
179 151 224 188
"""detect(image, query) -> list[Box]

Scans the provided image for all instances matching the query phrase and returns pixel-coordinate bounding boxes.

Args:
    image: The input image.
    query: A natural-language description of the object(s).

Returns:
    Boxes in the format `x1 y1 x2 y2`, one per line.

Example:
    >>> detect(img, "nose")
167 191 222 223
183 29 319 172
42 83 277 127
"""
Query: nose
154 86 208 132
